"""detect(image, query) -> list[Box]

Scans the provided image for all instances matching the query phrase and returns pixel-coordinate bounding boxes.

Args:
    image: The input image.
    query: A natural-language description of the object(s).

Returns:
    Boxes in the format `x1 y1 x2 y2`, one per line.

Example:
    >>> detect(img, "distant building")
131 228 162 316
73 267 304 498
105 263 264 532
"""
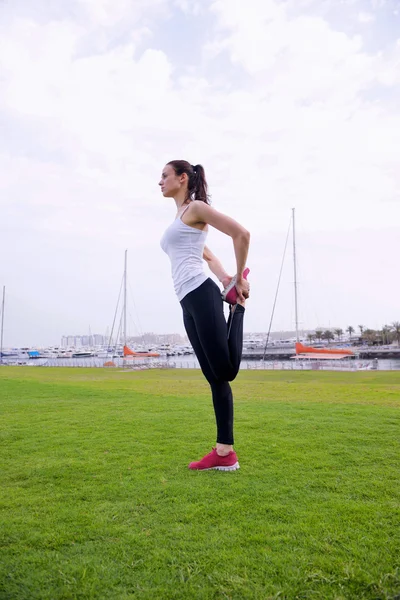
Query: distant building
61 334 106 347
127 332 188 345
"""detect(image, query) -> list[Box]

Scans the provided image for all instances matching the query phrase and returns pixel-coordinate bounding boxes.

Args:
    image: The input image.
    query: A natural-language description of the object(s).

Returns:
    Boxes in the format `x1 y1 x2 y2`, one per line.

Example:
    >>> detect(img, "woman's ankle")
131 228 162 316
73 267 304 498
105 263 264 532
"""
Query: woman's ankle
216 443 233 456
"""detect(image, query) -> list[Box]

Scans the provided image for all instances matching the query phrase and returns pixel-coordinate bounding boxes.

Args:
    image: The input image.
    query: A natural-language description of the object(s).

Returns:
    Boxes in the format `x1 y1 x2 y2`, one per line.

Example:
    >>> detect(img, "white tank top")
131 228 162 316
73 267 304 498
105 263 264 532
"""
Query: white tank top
160 205 208 301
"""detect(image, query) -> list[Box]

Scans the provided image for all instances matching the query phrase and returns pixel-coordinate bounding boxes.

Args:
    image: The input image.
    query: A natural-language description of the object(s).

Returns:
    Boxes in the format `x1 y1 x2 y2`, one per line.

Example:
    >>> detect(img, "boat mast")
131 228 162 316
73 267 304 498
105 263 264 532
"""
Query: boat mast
0 286 5 365
123 250 127 347
292 208 299 342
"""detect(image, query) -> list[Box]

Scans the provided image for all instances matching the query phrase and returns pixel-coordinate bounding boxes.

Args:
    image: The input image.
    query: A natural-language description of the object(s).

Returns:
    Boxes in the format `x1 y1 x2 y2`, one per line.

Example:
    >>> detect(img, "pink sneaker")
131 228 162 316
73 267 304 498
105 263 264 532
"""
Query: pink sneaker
221 268 250 305
188 448 240 471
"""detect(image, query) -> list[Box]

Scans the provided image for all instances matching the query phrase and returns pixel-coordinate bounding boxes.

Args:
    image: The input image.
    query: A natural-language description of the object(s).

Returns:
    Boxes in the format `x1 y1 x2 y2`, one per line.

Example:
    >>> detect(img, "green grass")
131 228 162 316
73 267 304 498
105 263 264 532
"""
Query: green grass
0 367 399 600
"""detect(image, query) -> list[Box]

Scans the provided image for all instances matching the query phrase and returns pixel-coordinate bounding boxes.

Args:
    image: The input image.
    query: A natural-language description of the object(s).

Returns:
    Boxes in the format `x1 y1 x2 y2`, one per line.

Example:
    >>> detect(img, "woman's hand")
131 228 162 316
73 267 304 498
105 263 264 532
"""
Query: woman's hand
236 277 250 303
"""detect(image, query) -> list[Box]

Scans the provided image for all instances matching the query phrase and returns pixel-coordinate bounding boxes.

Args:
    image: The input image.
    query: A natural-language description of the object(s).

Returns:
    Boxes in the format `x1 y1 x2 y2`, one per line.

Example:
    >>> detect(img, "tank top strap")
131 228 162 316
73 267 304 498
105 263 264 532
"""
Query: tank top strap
178 202 192 220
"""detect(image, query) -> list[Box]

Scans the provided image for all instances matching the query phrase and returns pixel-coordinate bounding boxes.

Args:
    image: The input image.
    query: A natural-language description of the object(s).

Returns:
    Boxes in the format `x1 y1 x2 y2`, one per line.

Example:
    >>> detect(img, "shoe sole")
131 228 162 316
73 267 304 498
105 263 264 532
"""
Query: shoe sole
190 462 240 471
221 278 237 302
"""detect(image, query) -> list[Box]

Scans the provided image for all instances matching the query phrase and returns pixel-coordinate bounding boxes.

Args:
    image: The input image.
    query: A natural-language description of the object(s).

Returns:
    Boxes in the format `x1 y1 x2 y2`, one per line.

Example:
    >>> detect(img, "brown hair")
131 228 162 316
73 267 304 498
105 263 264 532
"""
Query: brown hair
167 160 210 204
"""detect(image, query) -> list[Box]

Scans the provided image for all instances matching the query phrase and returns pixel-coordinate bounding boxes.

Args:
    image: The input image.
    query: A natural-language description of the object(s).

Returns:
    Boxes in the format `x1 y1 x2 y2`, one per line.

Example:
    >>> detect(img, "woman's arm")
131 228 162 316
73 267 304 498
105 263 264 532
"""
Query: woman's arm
192 201 250 281
203 245 231 284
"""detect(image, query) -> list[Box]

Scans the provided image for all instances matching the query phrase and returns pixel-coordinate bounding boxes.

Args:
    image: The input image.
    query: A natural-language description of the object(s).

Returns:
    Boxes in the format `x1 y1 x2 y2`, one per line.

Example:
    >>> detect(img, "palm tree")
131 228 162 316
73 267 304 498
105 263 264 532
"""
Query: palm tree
346 326 355 341
307 333 314 344
315 330 323 343
363 329 377 346
358 325 365 336
381 325 392 345
322 330 334 344
391 321 400 345
334 328 343 342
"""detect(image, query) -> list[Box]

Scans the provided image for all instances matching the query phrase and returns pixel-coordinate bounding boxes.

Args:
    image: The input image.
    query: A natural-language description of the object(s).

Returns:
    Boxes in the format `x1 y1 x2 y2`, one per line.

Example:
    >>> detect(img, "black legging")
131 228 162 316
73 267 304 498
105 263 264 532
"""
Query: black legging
180 278 245 445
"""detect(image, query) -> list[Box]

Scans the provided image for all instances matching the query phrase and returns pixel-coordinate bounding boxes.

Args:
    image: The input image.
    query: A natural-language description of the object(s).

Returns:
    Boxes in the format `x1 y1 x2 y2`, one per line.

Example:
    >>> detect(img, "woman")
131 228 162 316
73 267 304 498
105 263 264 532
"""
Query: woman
160 160 250 471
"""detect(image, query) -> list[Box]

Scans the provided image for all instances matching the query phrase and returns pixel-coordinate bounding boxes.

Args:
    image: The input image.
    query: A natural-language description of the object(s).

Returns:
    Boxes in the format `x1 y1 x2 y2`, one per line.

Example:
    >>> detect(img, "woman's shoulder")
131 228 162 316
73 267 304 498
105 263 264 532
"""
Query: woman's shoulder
180 201 209 230
190 200 214 219
190 201 248 238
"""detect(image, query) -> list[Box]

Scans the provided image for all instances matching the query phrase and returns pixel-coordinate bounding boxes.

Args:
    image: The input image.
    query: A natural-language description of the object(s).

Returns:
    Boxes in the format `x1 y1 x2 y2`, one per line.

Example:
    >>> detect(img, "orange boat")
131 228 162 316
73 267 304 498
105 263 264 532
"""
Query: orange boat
123 345 160 358
295 342 354 359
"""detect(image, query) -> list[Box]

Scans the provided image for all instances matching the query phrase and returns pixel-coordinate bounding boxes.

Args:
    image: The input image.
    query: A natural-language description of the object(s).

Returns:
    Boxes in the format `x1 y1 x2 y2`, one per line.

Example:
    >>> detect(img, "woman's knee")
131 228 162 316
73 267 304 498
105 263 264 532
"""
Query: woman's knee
212 364 238 382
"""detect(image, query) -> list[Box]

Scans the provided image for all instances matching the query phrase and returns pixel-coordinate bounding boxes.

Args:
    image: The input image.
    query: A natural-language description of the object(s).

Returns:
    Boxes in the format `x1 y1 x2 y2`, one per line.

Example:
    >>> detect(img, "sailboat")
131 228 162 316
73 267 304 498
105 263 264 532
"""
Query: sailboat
290 208 354 361
120 251 160 360
295 342 354 359
123 345 160 359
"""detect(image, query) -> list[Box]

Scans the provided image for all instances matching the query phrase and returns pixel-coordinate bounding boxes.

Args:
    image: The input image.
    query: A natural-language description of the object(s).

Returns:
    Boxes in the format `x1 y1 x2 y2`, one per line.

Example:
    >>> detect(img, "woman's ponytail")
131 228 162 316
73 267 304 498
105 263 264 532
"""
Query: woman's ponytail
189 164 209 204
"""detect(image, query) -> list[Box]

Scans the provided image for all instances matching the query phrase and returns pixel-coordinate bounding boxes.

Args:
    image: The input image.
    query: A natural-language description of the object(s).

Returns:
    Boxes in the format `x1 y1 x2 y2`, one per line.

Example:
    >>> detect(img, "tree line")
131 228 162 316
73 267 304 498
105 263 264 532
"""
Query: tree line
306 322 400 346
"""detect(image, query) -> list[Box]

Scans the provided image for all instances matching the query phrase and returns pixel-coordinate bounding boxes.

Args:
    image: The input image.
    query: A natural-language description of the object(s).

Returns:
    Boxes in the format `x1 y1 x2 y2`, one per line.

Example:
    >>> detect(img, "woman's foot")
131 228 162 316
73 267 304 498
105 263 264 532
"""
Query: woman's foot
188 448 240 471
221 268 250 305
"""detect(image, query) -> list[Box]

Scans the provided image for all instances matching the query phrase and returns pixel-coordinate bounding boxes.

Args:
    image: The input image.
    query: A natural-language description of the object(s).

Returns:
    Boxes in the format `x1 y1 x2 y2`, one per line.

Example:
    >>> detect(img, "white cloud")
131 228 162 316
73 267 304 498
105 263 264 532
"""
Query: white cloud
173 0 202 16
357 11 375 22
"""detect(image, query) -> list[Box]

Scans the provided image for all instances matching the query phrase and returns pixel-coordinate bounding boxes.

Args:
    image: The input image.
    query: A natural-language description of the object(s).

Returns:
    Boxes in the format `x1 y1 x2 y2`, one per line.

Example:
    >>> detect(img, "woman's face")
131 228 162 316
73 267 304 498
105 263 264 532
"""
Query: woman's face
159 165 186 198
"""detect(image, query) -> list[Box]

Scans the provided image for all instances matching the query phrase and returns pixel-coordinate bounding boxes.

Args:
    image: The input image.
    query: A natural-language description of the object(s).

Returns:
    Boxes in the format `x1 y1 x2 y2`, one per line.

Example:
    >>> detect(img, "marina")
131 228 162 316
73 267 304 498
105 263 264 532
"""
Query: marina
1 342 399 371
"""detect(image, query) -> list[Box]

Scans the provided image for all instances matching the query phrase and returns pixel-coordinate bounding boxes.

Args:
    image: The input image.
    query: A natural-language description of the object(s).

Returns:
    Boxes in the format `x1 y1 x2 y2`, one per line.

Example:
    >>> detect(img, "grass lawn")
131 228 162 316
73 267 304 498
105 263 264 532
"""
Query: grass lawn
0 367 399 600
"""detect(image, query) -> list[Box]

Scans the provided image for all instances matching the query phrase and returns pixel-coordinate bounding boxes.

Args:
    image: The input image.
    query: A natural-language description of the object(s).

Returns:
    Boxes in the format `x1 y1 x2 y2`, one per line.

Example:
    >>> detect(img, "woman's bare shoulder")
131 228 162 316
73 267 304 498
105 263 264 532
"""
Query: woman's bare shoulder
190 201 249 238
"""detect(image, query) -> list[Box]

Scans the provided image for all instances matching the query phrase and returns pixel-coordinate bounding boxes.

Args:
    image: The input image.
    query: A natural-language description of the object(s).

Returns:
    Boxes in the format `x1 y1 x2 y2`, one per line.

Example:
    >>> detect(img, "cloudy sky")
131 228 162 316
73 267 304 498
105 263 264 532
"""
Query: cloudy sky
1 0 399 347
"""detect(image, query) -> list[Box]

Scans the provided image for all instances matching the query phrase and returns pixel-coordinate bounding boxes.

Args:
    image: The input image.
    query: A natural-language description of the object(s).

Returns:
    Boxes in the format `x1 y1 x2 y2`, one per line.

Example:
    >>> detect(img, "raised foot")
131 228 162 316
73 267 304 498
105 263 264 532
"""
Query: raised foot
221 268 250 305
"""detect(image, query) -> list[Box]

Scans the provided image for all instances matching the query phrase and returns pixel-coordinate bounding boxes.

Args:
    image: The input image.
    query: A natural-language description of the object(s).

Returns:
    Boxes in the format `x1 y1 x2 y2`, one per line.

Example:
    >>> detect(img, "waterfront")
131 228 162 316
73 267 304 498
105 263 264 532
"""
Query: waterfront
2 339 400 371
2 355 399 371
